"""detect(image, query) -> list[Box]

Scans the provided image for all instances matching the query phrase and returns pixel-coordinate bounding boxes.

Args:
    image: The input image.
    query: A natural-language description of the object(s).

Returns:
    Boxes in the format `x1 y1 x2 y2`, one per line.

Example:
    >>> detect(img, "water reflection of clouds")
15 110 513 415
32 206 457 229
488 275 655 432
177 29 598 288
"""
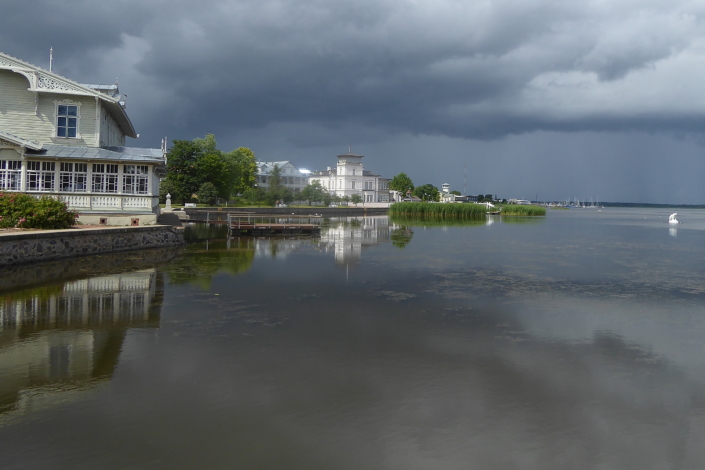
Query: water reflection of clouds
0 270 162 424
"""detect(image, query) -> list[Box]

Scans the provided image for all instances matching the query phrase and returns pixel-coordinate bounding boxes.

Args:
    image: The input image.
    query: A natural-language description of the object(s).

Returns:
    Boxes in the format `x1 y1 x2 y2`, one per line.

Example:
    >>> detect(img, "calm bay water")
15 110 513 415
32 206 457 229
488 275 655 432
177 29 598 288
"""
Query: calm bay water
2 208 705 469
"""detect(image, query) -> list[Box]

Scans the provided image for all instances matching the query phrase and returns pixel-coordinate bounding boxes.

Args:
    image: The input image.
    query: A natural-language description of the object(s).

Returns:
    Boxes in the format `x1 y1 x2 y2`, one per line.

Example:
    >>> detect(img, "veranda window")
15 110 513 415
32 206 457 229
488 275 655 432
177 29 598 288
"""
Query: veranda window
91 164 118 193
26 162 55 191
122 165 149 195
0 161 21 190
59 162 87 192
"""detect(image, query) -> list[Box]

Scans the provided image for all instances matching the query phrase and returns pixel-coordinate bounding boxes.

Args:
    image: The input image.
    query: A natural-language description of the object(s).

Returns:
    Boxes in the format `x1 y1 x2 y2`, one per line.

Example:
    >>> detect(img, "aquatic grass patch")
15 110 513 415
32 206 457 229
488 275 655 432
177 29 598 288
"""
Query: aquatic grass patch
389 202 487 219
495 204 546 216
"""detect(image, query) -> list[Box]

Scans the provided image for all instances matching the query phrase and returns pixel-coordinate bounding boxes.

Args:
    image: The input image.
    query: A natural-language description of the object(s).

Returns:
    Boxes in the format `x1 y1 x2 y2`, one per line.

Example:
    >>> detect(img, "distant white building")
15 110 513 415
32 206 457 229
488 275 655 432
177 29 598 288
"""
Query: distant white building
439 183 457 203
255 161 308 193
308 152 390 203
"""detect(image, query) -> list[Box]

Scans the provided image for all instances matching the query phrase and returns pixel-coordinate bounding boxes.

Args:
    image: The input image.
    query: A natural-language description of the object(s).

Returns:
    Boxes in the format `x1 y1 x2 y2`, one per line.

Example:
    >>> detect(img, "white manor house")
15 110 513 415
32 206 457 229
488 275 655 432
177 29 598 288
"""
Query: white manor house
309 152 390 203
0 52 164 224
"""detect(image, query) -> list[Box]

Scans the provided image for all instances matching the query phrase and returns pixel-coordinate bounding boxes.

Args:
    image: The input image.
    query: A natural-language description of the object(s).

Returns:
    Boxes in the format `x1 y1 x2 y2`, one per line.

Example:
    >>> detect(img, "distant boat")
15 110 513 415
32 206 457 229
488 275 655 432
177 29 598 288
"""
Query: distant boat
669 213 679 224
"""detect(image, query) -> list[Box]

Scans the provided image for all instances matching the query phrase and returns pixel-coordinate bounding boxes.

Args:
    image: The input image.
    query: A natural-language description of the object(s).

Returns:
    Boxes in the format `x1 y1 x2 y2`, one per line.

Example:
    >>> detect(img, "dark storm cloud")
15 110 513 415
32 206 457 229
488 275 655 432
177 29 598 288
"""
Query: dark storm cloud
4 0 705 142
3 0 705 202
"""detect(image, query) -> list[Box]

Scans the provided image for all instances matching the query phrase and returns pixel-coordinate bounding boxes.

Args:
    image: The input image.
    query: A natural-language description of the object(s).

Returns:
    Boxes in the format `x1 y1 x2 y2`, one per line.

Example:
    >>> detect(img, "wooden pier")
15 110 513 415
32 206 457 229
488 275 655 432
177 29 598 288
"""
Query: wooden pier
224 213 322 237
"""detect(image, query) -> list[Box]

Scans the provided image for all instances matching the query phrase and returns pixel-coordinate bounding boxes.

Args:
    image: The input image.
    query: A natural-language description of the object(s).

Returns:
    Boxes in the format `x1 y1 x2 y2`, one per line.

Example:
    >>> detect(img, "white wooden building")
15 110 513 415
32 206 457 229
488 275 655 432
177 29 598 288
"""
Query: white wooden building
0 52 164 225
255 161 308 193
308 152 391 203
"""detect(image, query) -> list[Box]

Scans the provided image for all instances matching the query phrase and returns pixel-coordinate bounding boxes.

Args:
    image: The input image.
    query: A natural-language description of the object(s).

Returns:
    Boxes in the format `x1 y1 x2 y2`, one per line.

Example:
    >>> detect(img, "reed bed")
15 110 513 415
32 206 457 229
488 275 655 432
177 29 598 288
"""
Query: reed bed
495 204 546 216
389 202 487 219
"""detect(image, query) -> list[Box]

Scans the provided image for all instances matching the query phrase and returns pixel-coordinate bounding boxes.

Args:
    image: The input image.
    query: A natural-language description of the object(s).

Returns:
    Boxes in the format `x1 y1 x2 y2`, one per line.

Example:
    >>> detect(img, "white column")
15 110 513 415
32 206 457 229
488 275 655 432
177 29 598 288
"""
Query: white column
118 164 124 210
20 160 27 191
86 162 93 193
54 160 60 193
95 98 101 147
147 165 153 196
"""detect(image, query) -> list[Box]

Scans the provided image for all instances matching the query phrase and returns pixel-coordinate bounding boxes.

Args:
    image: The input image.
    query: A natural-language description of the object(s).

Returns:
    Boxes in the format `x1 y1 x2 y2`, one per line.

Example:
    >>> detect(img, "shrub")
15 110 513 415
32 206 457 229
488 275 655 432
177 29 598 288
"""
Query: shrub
0 193 78 229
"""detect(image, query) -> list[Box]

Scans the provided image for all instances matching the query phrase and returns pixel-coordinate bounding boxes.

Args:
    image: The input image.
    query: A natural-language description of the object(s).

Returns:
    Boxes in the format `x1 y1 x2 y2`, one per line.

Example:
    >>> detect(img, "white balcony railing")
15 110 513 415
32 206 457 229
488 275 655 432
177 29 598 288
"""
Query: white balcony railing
56 194 156 212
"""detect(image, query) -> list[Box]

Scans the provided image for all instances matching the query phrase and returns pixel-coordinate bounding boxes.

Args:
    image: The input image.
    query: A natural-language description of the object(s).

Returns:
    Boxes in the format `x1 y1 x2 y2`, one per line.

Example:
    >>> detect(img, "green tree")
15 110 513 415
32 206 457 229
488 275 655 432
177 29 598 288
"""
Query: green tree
165 140 203 203
450 190 461 196
413 184 440 202
350 193 363 206
194 152 230 199
224 147 258 195
197 182 218 205
165 135 258 203
390 173 414 196
300 181 326 205
269 164 283 192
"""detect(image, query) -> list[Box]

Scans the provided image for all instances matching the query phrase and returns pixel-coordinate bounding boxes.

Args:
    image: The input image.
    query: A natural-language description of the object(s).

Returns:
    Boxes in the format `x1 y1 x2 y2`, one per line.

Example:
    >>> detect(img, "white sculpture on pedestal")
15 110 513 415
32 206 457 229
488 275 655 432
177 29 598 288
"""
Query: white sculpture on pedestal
164 193 173 212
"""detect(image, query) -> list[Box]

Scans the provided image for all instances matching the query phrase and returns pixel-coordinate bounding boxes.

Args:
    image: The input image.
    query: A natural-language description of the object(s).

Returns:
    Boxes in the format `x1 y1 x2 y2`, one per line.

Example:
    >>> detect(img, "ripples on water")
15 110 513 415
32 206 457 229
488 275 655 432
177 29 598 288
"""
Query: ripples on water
1 208 705 469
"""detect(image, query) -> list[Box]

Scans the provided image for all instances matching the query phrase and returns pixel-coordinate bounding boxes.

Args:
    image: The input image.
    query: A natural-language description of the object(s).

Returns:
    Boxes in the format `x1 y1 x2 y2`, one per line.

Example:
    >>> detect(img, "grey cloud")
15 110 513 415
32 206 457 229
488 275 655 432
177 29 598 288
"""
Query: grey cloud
3 0 705 202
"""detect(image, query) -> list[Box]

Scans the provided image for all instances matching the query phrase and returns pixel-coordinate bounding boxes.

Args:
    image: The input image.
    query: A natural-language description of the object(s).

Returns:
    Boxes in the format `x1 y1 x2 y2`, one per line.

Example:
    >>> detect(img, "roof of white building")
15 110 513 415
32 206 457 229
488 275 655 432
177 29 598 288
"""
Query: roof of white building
26 145 165 163
256 161 304 175
336 152 364 158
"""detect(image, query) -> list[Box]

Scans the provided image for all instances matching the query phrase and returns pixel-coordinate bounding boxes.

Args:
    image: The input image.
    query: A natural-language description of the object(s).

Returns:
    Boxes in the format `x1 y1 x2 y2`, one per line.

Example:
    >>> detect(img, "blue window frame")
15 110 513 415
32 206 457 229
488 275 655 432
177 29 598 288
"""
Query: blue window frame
57 105 78 138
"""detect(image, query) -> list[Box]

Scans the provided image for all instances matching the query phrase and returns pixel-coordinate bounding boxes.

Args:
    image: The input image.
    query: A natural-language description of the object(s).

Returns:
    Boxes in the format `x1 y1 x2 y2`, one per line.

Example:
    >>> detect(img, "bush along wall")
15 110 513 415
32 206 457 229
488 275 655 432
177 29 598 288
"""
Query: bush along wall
0 193 78 230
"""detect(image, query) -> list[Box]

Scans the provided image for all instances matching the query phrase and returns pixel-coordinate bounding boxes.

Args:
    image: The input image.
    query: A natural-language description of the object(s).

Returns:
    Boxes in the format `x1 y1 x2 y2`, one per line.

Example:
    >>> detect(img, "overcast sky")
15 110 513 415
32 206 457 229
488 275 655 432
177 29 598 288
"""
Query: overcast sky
3 0 705 203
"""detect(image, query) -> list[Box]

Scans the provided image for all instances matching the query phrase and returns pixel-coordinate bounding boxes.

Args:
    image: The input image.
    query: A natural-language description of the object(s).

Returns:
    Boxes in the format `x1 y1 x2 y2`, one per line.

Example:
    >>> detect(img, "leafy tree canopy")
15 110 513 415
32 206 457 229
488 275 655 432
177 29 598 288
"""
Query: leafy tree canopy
164 134 258 203
198 182 218 205
350 193 363 205
300 181 327 206
390 173 414 194
413 184 440 202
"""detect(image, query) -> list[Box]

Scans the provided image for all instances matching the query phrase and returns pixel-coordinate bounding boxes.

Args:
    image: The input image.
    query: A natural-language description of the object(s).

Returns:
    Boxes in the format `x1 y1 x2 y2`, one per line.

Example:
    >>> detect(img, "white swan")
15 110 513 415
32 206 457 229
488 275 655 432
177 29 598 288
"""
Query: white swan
669 213 679 224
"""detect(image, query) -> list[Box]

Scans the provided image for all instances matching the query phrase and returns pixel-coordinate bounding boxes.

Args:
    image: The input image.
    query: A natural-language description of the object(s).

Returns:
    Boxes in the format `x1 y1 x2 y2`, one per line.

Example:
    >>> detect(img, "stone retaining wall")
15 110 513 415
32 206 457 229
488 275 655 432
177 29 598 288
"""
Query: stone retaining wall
0 226 185 267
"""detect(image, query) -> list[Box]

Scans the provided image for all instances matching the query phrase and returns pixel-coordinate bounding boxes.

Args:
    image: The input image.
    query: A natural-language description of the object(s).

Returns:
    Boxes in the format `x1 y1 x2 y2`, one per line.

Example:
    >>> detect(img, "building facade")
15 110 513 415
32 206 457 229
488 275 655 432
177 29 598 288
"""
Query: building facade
0 52 164 223
255 161 308 193
308 152 390 203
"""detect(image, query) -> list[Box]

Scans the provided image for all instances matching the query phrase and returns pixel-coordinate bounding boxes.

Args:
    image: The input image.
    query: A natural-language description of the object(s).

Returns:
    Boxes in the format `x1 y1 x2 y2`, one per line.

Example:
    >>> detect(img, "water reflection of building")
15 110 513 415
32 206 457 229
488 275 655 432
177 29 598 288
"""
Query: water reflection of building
320 216 391 264
254 238 309 260
0 270 163 422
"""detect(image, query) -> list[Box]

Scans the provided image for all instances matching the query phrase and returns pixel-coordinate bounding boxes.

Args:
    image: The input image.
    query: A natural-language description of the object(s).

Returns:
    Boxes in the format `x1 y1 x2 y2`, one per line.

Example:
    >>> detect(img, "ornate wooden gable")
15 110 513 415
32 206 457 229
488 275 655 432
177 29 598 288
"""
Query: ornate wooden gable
0 53 101 97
